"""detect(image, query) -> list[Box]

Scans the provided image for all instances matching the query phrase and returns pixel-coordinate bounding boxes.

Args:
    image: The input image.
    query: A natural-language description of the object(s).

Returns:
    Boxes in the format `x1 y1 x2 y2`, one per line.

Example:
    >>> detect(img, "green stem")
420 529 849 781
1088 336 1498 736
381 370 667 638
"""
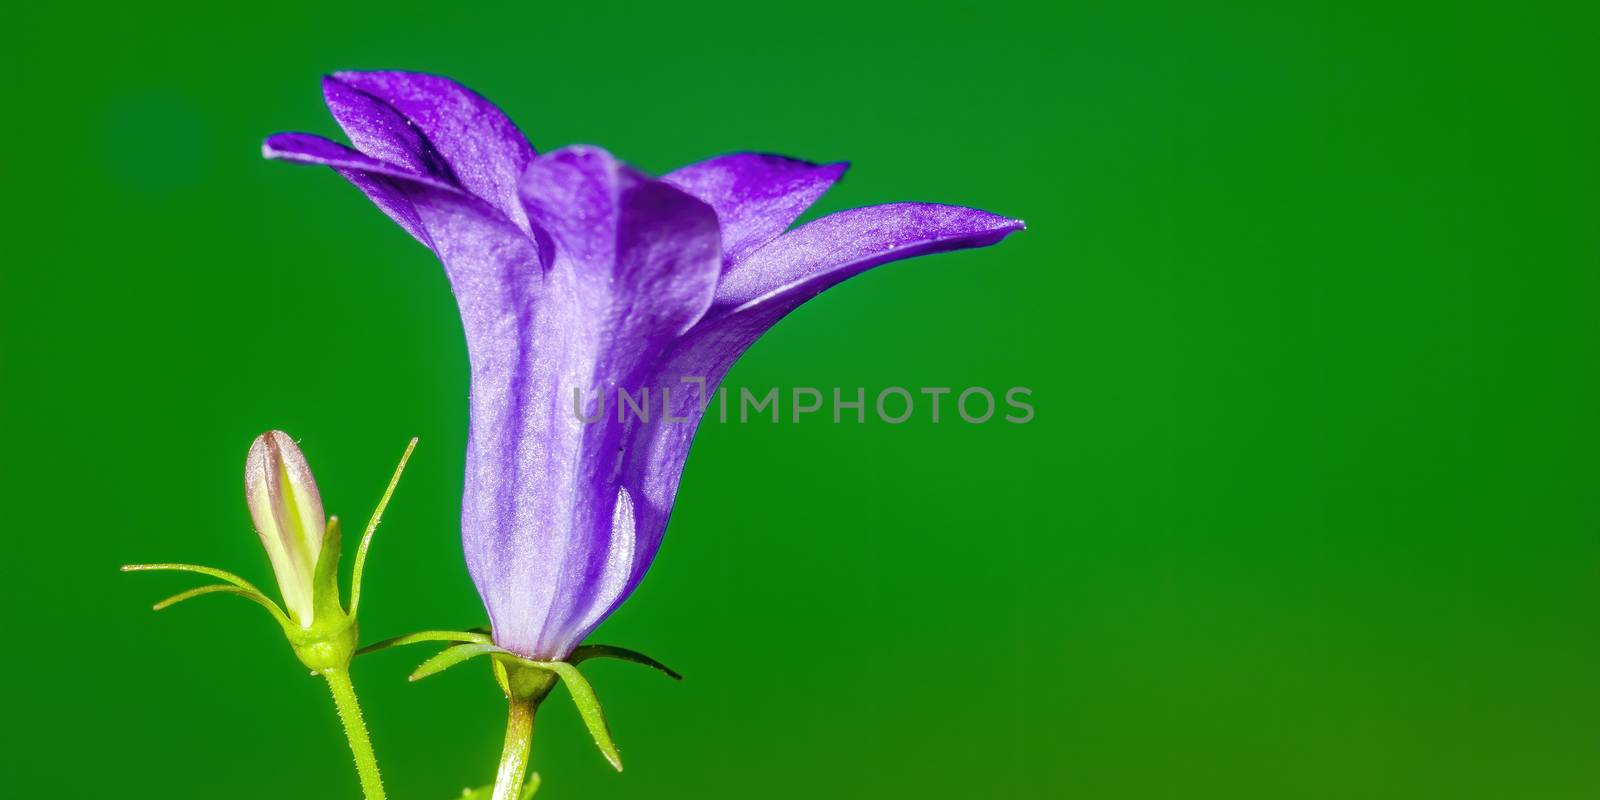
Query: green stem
492 697 537 800
321 667 387 800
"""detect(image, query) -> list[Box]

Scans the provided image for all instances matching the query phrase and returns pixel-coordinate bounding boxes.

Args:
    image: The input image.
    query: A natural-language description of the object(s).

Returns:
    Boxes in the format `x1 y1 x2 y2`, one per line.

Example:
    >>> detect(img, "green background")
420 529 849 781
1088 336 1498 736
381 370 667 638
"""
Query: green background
4 1 1599 797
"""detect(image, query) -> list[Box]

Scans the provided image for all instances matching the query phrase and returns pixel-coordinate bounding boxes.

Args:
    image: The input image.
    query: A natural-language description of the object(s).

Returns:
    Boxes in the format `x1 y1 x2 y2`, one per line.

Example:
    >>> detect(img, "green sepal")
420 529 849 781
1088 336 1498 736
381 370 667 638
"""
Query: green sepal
410 643 502 681
312 516 347 623
356 628 493 657
149 582 293 629
125 557 357 673
282 515 360 674
491 655 622 771
121 562 269 595
124 563 293 630
540 661 622 771
399 640 678 773
349 437 418 618
571 644 683 680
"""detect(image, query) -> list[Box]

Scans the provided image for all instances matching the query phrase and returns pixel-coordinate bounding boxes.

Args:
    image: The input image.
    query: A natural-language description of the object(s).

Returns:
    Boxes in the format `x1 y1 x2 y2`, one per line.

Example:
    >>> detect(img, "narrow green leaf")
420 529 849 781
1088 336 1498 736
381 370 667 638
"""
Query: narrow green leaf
571 644 683 680
521 772 541 799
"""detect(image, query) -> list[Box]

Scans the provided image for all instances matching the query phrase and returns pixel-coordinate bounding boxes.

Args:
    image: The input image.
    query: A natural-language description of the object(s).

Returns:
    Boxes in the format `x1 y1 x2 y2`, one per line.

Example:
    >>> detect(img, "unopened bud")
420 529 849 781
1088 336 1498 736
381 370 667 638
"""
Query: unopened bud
244 430 326 627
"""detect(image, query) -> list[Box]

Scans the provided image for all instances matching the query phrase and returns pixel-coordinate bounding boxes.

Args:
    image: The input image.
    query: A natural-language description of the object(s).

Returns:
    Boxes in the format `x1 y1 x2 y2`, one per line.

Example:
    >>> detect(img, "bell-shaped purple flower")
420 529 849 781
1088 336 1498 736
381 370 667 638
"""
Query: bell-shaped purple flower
265 72 1023 660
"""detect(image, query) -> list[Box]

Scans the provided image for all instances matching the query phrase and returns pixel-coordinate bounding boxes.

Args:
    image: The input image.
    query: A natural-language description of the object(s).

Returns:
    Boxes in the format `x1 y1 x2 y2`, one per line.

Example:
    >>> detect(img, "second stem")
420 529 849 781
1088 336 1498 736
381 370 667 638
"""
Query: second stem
322 667 387 800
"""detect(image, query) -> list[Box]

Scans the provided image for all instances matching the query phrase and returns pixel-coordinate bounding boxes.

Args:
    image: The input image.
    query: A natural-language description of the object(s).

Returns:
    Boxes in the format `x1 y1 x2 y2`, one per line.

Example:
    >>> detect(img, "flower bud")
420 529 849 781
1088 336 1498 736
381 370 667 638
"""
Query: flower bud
244 430 326 627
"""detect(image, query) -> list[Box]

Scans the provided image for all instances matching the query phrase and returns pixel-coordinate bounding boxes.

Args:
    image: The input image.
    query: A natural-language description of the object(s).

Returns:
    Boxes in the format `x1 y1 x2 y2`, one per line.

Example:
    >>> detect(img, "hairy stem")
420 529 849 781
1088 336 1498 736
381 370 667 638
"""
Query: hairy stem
492 697 538 800
322 667 386 800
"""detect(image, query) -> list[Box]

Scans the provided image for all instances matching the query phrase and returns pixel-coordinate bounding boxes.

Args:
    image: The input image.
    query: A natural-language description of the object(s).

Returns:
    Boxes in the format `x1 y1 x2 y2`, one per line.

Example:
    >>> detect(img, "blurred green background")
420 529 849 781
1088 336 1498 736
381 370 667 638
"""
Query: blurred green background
4 1 1599 797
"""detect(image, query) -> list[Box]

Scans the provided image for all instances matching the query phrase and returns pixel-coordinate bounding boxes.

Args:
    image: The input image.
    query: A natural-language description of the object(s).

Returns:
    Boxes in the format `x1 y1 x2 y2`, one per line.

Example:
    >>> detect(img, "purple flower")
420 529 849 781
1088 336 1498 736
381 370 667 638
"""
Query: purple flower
265 72 1023 661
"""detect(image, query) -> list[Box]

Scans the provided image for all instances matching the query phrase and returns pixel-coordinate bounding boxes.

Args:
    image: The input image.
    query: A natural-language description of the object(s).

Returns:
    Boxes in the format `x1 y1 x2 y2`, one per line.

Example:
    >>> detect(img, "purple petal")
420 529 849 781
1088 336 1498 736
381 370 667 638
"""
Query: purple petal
269 125 556 648
263 132 467 246
713 202 1024 312
463 145 721 659
518 146 723 339
264 134 547 391
665 153 847 270
593 203 1025 621
330 71 535 230
262 132 448 187
322 75 454 181
265 131 545 367
328 168 432 247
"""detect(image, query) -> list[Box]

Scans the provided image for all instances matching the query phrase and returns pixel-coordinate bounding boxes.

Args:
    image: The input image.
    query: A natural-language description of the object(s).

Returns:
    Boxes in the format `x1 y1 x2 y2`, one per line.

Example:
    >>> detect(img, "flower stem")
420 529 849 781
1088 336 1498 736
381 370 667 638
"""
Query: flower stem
321 667 387 800
492 697 537 800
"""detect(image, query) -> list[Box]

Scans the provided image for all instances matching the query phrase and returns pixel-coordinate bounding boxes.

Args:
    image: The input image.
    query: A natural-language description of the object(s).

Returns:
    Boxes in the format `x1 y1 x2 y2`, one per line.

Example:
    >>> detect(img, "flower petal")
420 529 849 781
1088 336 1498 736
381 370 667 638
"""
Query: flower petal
262 132 444 185
463 146 722 659
330 71 535 230
322 74 455 181
665 153 847 271
713 202 1025 313
263 131 474 247
393 185 562 659
265 132 545 373
267 137 574 650
518 146 722 341
595 203 1025 619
